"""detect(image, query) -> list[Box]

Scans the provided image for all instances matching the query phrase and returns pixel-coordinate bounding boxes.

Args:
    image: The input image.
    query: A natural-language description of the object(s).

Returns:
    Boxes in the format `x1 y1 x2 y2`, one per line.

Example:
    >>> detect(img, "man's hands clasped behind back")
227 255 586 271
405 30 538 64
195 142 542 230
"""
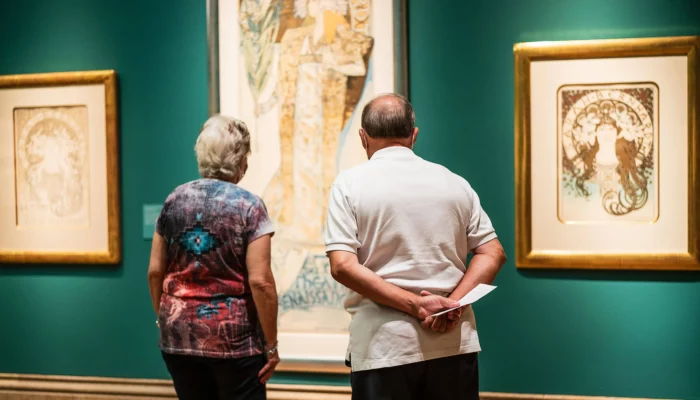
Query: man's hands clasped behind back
413 290 467 334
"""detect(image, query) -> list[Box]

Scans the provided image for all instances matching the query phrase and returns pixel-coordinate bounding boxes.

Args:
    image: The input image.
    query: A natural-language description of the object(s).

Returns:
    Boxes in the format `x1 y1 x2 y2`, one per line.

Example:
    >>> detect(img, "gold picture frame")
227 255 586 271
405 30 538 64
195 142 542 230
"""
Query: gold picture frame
514 36 700 270
0 70 121 264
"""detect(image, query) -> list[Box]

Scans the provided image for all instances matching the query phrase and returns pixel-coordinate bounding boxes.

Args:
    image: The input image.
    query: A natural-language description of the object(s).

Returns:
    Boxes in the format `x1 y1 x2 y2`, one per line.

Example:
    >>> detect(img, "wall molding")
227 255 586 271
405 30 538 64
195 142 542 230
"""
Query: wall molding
0 373 667 400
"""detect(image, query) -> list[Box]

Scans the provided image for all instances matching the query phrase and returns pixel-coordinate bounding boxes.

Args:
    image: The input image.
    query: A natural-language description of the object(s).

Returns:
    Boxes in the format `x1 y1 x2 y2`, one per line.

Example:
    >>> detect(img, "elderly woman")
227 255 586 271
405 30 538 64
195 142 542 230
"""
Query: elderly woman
148 115 279 400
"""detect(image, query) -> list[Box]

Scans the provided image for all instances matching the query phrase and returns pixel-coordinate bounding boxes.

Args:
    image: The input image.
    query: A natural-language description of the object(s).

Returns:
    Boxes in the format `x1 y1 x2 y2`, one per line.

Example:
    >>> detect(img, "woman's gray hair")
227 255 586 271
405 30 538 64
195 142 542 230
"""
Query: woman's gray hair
194 115 251 181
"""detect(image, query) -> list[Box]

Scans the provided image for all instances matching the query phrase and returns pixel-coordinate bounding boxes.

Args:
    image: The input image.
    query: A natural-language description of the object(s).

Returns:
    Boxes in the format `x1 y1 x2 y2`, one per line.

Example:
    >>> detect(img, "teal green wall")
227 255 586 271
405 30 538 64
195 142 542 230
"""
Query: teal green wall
0 0 208 380
0 0 699 398
408 1 700 399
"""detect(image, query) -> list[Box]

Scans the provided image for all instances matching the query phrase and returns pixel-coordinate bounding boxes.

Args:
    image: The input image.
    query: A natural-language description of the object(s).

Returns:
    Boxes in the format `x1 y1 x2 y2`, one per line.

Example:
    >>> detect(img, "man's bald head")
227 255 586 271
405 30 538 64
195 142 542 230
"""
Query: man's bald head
361 93 415 139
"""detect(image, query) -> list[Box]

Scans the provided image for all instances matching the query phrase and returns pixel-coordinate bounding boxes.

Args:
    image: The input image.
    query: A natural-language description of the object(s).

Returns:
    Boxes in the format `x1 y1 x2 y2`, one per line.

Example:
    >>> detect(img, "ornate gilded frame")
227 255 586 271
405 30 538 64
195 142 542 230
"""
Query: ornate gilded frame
514 36 700 271
0 70 121 264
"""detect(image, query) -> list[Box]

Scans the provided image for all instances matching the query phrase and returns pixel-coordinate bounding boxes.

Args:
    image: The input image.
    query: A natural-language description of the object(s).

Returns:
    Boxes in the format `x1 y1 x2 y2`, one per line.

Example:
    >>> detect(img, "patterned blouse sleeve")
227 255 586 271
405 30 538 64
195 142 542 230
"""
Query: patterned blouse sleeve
155 194 173 240
246 196 275 243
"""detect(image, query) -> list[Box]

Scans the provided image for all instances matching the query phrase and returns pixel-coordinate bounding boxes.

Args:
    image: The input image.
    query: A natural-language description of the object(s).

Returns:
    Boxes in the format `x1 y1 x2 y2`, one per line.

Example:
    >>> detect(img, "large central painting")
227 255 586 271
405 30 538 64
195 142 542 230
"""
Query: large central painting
209 0 406 371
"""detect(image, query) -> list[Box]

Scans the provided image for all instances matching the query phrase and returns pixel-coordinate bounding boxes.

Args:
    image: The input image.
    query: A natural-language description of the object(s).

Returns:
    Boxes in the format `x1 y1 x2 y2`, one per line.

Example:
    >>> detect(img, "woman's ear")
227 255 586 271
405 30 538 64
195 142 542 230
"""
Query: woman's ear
238 156 249 181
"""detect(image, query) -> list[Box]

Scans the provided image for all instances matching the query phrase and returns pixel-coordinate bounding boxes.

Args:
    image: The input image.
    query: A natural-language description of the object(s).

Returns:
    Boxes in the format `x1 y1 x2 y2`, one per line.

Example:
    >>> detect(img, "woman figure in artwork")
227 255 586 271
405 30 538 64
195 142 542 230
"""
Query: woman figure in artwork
252 0 372 327
569 99 651 216
22 116 85 218
147 115 280 400
269 0 373 244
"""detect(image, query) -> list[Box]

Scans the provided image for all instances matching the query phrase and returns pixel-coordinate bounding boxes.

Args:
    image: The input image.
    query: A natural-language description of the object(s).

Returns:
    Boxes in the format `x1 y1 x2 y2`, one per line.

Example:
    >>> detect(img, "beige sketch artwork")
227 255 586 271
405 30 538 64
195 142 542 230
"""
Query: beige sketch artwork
13 106 90 228
237 0 373 333
558 83 659 224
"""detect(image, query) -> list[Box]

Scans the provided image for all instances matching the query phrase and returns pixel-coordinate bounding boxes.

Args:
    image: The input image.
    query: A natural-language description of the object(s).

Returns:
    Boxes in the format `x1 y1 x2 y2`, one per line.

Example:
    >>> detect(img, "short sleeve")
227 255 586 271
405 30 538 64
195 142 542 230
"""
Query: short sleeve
466 185 497 253
324 182 361 253
246 197 275 243
155 195 173 239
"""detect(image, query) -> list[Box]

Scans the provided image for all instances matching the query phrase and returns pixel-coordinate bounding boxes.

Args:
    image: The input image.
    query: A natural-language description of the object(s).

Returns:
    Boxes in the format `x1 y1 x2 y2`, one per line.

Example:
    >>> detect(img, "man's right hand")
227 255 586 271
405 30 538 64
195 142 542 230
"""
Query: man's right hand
411 290 460 321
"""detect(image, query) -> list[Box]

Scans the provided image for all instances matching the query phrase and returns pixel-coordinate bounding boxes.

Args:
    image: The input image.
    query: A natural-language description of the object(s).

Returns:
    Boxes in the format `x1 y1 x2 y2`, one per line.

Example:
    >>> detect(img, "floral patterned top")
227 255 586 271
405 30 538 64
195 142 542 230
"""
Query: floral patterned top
155 179 274 358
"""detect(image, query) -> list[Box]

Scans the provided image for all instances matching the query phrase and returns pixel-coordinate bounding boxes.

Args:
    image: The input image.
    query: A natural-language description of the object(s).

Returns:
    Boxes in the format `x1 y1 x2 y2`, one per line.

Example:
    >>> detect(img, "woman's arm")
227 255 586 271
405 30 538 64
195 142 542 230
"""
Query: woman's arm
148 232 168 315
246 233 279 383
247 234 278 345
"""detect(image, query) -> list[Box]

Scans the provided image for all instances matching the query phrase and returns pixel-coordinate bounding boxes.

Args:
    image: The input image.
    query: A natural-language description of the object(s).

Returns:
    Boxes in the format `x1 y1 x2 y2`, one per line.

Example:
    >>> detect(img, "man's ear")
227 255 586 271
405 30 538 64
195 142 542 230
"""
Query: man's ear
411 127 419 148
359 129 368 149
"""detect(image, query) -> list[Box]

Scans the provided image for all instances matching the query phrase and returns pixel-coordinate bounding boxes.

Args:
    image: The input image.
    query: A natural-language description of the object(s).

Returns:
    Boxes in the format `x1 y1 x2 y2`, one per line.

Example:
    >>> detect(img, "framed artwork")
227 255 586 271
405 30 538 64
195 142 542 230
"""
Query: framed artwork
514 36 700 270
207 0 407 372
0 70 120 264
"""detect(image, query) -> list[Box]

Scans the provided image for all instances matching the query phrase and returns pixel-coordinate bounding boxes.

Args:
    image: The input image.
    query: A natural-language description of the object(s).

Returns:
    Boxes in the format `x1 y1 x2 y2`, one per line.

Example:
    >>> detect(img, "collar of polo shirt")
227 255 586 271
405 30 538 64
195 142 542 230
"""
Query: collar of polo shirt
370 146 415 160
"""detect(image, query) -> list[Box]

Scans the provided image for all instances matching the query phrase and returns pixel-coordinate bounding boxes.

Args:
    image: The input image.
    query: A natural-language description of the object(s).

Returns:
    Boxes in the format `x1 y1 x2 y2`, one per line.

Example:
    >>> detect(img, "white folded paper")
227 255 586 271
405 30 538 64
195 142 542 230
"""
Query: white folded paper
430 284 496 317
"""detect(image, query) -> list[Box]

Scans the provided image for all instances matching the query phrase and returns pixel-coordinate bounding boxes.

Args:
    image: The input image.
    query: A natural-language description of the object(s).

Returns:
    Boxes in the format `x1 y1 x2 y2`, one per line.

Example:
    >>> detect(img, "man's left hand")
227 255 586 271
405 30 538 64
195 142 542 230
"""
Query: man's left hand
420 306 464 333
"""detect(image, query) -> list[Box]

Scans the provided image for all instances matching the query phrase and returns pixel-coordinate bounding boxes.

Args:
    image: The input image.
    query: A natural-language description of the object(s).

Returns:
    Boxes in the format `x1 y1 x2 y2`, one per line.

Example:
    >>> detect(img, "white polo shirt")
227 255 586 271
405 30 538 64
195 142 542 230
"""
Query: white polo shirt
324 146 497 372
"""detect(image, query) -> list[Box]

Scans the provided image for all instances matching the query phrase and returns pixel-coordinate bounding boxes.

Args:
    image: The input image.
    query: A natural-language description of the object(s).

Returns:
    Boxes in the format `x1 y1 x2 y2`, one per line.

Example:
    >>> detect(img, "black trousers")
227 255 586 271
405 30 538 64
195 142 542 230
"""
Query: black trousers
350 353 479 400
161 352 266 400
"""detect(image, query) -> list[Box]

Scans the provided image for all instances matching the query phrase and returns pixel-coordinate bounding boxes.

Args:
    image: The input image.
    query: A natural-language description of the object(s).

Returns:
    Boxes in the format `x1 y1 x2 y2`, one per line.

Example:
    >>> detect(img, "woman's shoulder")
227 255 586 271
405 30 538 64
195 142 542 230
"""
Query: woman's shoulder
160 179 218 206
165 179 266 210
166 179 207 197
192 180 264 208
226 184 265 207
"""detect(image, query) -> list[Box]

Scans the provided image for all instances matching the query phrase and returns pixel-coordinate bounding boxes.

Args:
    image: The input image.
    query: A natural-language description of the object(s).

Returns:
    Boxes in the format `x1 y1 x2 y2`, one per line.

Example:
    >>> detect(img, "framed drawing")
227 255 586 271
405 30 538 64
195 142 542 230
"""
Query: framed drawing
207 0 407 372
514 36 700 270
0 70 120 264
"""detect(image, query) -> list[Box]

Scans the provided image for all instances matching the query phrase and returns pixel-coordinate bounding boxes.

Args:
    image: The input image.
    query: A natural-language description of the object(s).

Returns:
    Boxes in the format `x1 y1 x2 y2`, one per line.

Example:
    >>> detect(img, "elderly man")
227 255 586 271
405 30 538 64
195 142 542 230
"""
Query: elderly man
324 93 506 400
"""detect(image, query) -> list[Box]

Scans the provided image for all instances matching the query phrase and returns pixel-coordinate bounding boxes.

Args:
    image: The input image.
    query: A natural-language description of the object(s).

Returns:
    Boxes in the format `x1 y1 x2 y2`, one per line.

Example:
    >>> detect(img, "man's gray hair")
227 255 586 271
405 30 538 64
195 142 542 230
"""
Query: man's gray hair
360 93 415 139
194 115 251 181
